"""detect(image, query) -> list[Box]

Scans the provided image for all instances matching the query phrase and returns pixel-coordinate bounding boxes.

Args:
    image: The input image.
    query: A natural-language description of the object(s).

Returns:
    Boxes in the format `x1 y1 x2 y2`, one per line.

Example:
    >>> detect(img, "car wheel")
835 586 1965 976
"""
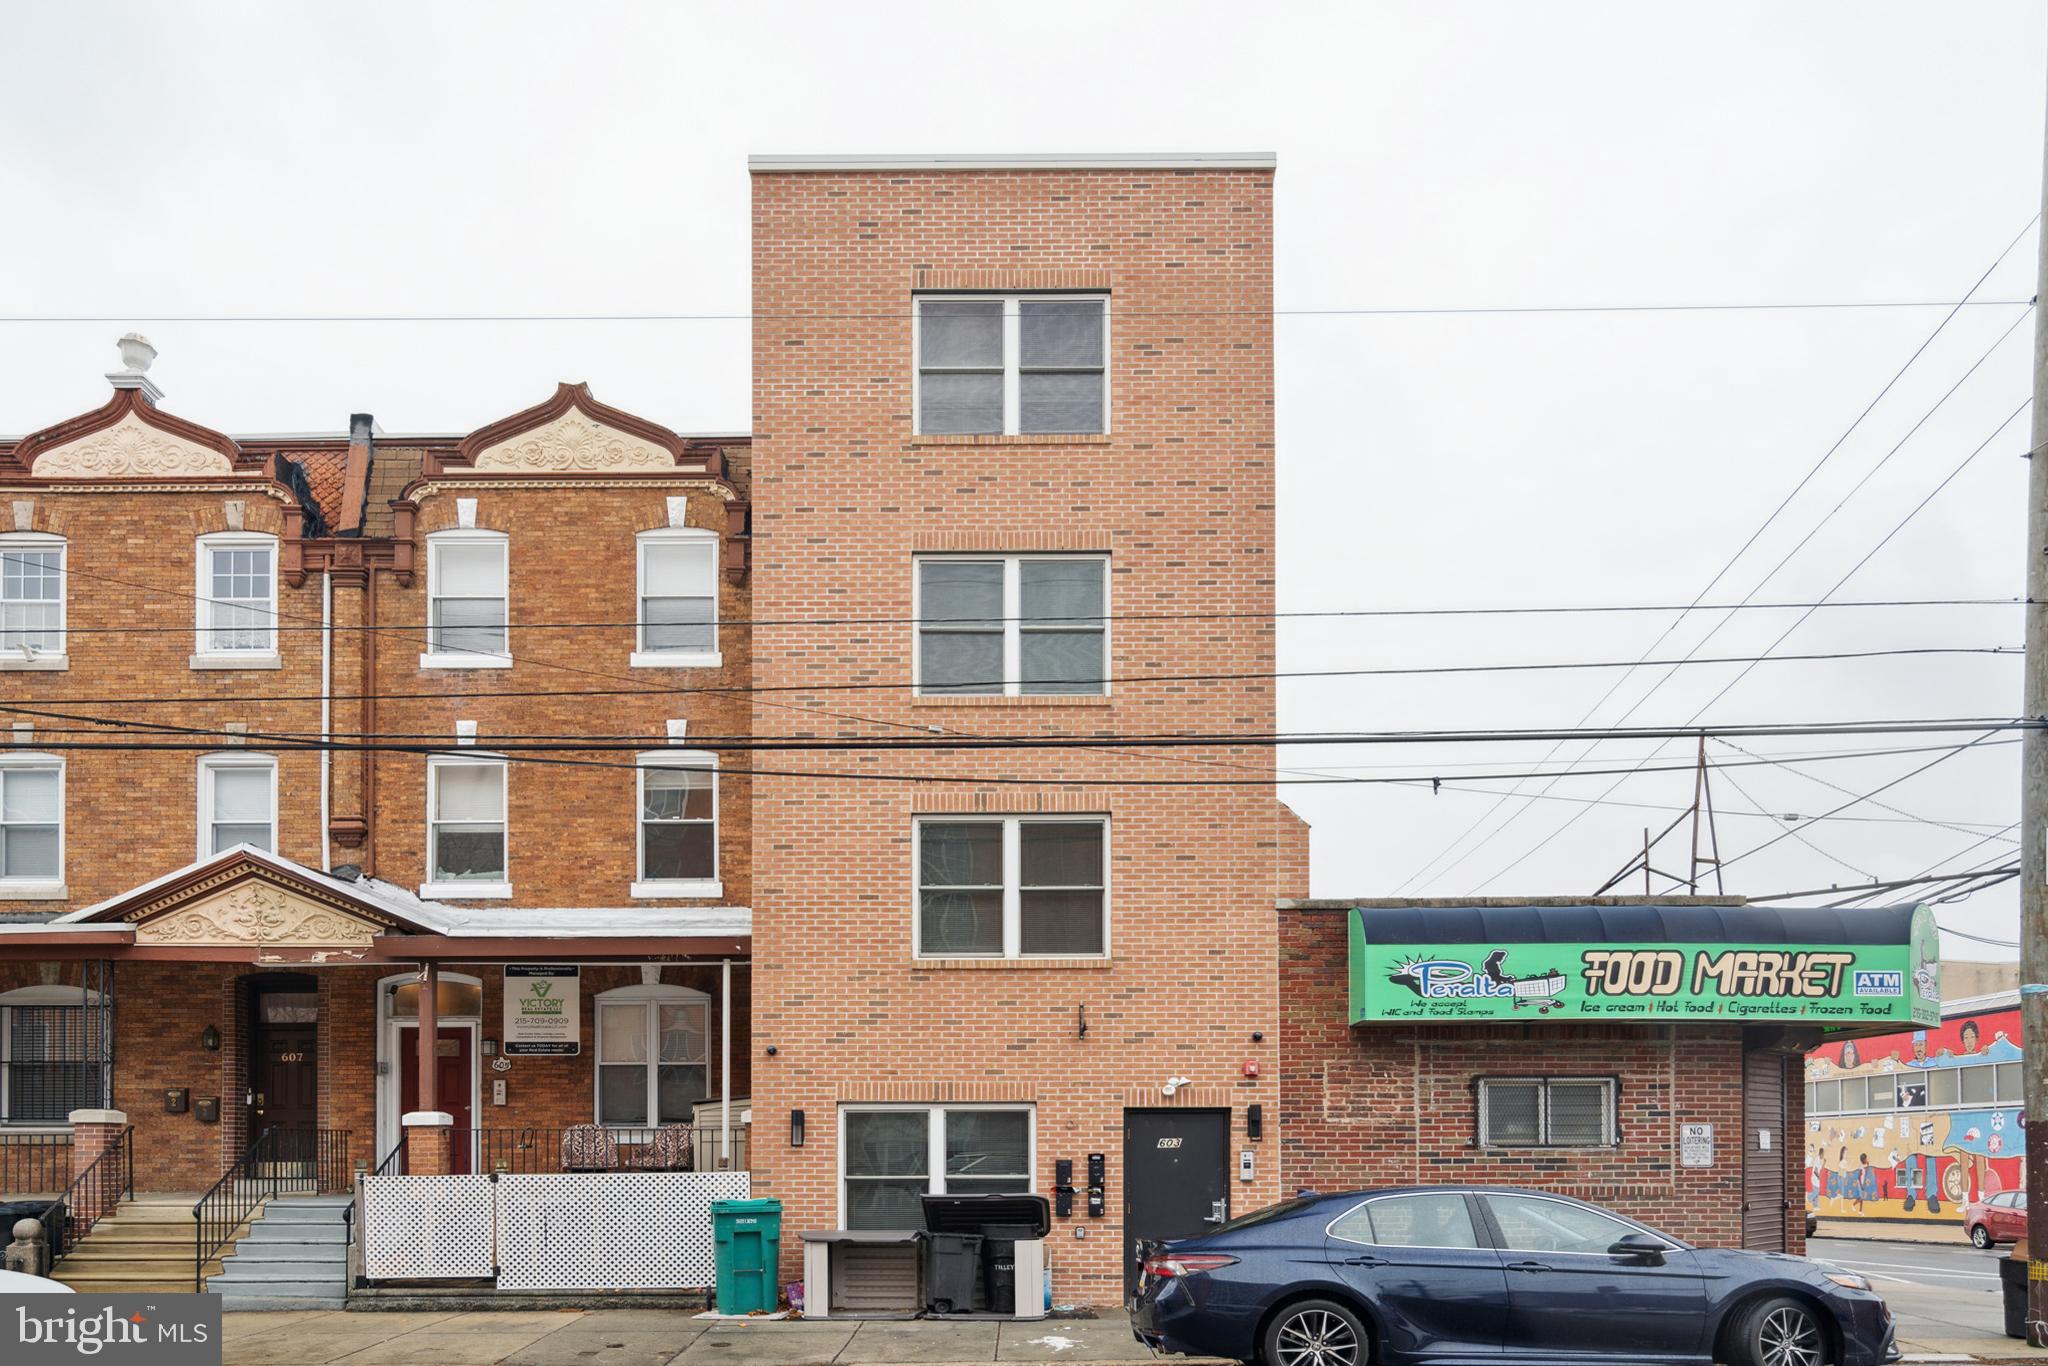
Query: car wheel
1971 1223 1993 1249
1263 1298 1369 1366
1731 1294 1826 1366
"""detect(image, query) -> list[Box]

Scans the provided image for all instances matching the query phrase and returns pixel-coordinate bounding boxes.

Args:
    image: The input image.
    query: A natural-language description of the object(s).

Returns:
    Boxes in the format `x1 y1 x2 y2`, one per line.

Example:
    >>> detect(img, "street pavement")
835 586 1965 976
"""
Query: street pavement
1810 1234 2017 1358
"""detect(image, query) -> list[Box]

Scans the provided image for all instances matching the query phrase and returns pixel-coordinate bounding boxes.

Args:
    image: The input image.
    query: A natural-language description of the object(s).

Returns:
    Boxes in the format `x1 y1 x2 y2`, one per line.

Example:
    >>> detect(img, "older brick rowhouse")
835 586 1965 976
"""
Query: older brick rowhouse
0 153 1818 1307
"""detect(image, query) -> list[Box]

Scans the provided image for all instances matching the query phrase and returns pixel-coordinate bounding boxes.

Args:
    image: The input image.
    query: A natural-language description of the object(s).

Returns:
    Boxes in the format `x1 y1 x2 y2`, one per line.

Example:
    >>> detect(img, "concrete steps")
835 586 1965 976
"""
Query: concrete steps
208 1195 352 1311
51 1196 210 1294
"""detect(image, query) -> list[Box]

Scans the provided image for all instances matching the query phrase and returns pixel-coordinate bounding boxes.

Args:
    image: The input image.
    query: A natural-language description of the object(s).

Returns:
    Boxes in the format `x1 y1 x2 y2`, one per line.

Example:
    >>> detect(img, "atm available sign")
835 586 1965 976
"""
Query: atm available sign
1347 906 1939 1026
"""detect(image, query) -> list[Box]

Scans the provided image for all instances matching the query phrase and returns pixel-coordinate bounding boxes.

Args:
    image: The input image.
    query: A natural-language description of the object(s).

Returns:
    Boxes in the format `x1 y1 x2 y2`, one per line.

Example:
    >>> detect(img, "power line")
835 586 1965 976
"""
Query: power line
0 301 2034 325
1744 866 2022 903
1714 737 2020 847
1397 217 2041 895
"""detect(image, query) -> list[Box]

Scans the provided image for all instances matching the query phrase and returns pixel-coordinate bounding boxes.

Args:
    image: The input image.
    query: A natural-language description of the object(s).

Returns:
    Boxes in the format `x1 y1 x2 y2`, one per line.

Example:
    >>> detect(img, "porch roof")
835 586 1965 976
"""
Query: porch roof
0 847 751 963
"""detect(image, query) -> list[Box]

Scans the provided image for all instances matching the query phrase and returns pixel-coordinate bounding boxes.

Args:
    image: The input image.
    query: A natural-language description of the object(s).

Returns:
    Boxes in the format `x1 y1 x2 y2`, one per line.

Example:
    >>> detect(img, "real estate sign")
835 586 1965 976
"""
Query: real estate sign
1348 904 1939 1026
504 964 580 1055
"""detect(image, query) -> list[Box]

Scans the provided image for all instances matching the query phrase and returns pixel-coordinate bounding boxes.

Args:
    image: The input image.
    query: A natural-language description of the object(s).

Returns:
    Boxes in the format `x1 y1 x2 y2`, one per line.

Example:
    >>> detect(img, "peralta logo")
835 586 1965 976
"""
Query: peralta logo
1387 958 1514 999
1852 970 1903 998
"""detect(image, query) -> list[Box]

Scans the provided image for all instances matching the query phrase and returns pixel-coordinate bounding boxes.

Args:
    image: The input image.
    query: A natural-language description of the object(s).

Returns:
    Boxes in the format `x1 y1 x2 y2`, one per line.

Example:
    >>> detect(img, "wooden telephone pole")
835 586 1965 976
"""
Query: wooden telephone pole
2021 43 2048 1340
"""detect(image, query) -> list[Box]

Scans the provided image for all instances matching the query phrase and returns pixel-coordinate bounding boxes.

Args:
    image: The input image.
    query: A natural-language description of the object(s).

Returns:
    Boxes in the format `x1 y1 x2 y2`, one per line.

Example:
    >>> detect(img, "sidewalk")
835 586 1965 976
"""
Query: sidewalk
221 1310 1221 1366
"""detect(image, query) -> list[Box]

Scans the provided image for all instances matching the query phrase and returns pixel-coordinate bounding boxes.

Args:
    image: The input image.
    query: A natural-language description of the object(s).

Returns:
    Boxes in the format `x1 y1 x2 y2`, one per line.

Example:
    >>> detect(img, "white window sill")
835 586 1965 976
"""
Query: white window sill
418 652 513 670
629 651 724 670
0 883 67 901
0 655 67 672
190 652 282 670
630 879 725 900
418 881 512 900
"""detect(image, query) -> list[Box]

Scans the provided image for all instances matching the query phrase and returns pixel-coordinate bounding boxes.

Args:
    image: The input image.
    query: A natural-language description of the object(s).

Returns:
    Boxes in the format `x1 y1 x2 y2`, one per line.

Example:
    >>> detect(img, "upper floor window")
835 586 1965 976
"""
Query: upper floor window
423 755 509 898
915 817 1107 959
633 752 720 899
915 295 1107 436
0 534 66 667
633 529 720 668
0 755 62 895
423 530 510 669
916 555 1107 696
198 753 277 856
194 533 277 664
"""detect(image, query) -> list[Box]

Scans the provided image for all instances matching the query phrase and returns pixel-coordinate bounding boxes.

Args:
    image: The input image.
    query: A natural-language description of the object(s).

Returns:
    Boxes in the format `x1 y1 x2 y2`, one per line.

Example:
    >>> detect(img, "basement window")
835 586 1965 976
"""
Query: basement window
1476 1077 1616 1148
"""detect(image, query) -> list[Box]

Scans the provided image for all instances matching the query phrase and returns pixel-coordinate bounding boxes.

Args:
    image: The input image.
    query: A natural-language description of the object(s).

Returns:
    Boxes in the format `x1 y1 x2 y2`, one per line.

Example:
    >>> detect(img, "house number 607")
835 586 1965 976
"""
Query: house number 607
279 1052 307 1063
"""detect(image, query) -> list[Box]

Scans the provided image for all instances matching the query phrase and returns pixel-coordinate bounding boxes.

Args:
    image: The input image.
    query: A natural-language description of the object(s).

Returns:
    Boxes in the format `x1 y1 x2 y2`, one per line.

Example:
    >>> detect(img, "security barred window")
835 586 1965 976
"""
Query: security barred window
916 295 1107 435
1477 1077 1616 1147
915 817 1106 958
915 555 1107 695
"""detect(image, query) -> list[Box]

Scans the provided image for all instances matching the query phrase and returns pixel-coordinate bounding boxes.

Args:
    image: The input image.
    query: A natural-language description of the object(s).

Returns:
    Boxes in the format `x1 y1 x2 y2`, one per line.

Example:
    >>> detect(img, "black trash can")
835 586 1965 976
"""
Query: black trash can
980 1223 1038 1315
920 1231 984 1314
2001 1255 2027 1340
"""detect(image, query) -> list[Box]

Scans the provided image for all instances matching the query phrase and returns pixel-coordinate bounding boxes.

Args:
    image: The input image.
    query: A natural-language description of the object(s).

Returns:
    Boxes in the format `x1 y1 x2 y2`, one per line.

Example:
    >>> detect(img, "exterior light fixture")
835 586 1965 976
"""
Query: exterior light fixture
790 1109 805 1148
200 1025 221 1052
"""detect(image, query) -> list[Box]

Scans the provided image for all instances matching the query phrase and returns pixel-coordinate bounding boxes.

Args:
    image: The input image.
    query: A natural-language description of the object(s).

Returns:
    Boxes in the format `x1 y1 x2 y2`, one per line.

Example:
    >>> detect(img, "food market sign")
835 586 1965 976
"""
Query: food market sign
1347 903 1938 1026
504 964 580 1055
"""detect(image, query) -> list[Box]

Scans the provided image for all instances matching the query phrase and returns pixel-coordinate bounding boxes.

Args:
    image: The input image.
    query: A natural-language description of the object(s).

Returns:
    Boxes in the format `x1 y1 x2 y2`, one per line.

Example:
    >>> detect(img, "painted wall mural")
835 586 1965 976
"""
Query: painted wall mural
1804 1007 2025 1223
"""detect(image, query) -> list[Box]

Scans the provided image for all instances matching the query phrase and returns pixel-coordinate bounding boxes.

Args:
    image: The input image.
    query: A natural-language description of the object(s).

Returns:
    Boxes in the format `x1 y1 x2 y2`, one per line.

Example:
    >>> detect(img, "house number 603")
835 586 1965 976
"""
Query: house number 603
1156 1136 1183 1149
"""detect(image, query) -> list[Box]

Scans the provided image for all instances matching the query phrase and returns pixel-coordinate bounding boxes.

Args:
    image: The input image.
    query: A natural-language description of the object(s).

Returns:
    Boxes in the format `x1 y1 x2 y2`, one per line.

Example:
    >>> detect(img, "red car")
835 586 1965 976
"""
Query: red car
1964 1190 2027 1248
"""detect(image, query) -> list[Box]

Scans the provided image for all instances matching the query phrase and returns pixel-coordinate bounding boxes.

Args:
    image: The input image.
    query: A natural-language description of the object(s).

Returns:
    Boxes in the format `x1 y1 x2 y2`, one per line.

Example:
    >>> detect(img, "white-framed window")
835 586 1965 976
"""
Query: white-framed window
422 530 510 669
422 755 509 898
915 555 1107 696
594 983 710 1128
632 528 721 668
193 532 278 666
0 533 66 669
1476 1077 1617 1148
633 751 720 899
914 294 1108 436
197 752 277 856
841 1104 1034 1230
914 817 1107 959
0 985 106 1126
0 755 63 898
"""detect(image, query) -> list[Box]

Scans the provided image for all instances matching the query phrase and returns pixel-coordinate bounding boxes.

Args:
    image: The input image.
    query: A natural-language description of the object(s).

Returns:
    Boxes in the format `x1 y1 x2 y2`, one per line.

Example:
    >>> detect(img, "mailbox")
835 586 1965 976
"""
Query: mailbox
162 1088 188 1115
193 1097 220 1125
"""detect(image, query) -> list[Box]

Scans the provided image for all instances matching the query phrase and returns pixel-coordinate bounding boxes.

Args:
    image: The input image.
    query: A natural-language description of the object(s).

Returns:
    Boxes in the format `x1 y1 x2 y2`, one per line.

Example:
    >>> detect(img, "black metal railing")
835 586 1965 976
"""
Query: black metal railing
373 1137 405 1176
438 1125 748 1175
0 1131 73 1197
37 1124 131 1265
192 1128 354 1292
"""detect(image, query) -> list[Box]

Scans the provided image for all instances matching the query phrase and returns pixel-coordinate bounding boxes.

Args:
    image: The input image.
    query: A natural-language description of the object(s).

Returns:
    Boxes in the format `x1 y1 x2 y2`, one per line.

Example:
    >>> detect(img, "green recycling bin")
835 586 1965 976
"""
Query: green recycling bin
712 1198 783 1314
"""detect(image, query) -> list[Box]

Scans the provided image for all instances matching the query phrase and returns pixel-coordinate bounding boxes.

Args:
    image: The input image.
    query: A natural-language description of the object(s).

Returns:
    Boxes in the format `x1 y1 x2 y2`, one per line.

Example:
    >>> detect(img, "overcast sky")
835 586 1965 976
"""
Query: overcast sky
2 2 2042 959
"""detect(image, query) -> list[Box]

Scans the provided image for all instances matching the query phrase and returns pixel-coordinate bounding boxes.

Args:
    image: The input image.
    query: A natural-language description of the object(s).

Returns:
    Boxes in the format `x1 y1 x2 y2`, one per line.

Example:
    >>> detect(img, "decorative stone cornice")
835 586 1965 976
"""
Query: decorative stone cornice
134 881 386 949
4 386 255 478
437 382 724 478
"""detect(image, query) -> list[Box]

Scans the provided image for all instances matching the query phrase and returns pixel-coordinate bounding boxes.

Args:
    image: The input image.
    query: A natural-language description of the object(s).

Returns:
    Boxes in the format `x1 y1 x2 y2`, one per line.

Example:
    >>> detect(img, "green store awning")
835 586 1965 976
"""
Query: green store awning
1347 903 1939 1027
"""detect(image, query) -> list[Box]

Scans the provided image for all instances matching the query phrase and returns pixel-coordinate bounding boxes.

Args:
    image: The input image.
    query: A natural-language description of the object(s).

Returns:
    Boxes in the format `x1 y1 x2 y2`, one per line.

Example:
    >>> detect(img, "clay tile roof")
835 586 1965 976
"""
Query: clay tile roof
291 448 352 531
361 448 428 537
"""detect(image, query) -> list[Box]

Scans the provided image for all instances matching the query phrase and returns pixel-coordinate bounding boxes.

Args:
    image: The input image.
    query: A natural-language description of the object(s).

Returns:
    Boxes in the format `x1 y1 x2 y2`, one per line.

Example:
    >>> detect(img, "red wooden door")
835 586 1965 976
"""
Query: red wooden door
399 1027 475 1174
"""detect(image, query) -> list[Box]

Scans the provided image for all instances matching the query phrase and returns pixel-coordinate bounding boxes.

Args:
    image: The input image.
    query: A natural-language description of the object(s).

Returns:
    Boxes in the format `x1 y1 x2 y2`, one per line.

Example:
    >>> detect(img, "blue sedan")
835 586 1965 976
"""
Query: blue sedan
1130 1186 1896 1366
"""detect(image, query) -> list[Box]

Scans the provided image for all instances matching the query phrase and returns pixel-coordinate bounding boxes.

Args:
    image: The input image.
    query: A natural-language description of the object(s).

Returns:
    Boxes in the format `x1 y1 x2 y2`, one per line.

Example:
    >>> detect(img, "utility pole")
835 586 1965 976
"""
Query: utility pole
2022 54 2048 1342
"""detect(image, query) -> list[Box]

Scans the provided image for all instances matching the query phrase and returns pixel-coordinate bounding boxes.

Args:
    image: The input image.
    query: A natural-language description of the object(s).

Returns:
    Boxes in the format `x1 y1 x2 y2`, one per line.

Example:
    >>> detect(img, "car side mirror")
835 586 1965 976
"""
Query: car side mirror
1609 1232 1666 1262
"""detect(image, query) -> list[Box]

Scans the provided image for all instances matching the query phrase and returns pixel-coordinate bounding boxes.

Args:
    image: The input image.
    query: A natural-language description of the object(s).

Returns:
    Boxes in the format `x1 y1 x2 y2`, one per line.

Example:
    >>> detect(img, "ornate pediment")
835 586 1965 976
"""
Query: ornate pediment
133 880 385 948
32 413 236 478
468 411 675 473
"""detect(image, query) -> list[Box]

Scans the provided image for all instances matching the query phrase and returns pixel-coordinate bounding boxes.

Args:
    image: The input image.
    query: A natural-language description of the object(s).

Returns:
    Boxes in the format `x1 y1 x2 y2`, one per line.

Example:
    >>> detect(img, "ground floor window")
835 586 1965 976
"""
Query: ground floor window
0 987 106 1125
841 1105 1033 1229
594 984 709 1127
1476 1077 1616 1147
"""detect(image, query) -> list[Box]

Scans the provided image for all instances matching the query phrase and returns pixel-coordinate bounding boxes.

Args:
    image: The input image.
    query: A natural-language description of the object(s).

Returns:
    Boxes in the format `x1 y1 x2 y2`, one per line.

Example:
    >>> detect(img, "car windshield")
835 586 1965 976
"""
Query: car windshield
1207 1196 1319 1235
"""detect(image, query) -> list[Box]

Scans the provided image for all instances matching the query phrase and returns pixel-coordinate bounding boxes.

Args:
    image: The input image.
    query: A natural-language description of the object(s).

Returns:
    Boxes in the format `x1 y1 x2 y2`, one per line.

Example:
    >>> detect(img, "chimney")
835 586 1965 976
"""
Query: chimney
338 412 375 535
107 332 162 404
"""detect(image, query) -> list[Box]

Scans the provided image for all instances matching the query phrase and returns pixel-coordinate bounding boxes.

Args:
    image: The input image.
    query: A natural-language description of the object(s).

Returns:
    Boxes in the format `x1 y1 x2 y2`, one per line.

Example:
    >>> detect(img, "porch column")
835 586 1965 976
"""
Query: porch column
416 962 438 1116
402 1111 453 1177
68 1109 127 1223
720 958 732 1166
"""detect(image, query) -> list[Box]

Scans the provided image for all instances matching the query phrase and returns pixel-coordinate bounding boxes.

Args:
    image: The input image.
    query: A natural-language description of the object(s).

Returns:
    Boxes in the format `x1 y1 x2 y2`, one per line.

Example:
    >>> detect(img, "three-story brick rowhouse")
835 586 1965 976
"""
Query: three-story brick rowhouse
745 154 1290 1302
0 347 758 1266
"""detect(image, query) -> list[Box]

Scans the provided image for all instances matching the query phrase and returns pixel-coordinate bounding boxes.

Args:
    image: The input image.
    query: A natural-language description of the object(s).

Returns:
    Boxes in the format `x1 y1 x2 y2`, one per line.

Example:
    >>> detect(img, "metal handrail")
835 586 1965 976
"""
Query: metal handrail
192 1127 276 1293
373 1137 406 1177
36 1125 132 1266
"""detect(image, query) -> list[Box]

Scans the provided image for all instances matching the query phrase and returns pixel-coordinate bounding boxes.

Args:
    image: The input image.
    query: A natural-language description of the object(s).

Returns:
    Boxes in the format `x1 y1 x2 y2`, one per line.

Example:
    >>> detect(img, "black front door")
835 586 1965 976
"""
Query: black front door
252 1024 317 1133
1122 1108 1231 1300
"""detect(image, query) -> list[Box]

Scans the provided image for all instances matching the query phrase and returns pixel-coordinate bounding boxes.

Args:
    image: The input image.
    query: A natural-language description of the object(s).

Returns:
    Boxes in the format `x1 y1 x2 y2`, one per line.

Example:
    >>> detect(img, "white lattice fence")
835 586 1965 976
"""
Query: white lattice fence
362 1174 496 1279
497 1171 751 1290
